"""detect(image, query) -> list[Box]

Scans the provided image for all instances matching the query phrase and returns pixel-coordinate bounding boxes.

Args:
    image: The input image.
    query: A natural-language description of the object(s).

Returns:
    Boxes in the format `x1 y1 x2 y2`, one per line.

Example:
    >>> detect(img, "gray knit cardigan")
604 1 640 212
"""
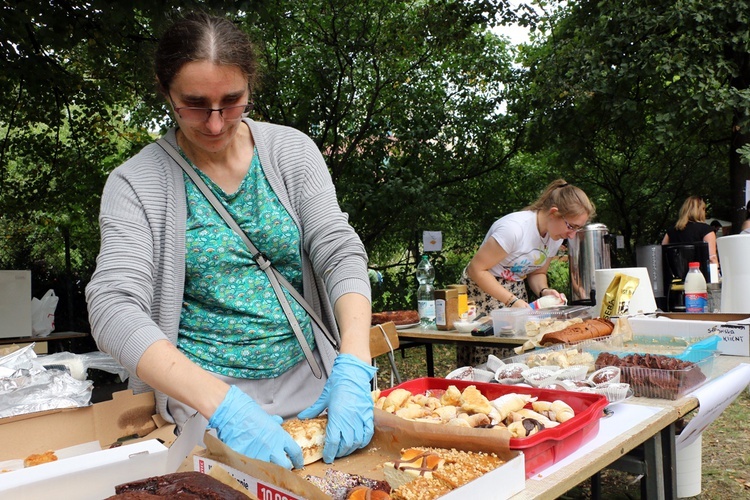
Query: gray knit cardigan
86 119 370 421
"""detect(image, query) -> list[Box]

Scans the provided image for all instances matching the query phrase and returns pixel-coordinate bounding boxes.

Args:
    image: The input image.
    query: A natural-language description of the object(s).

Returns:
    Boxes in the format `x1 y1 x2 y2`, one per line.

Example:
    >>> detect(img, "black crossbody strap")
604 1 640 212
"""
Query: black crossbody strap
157 138 339 379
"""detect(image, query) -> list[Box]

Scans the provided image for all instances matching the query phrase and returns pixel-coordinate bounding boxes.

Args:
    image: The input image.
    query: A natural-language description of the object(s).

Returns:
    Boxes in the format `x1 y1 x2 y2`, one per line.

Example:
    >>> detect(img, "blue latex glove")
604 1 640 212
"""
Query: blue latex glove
298 354 377 463
208 386 303 469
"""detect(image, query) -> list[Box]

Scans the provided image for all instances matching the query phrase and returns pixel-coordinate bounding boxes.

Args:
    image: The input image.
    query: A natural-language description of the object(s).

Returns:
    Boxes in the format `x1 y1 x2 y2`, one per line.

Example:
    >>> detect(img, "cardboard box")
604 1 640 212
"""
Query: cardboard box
0 390 202 499
627 313 750 356
0 270 31 339
193 432 526 500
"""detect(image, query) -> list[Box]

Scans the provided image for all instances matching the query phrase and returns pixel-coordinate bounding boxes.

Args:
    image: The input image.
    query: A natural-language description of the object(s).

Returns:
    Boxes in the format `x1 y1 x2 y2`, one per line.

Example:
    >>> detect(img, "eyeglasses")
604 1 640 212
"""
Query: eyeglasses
561 215 585 232
169 95 251 123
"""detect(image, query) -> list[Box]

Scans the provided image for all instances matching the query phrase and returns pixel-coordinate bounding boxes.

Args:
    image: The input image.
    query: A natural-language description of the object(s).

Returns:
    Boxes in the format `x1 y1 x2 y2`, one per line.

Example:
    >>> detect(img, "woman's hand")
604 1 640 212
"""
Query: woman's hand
209 386 304 469
297 354 377 462
540 287 567 305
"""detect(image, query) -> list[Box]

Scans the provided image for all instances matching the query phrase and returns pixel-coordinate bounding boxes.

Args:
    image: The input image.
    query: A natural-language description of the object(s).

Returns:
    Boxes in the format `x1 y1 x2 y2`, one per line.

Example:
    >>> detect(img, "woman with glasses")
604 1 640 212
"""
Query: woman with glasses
457 179 595 366
661 196 719 265
86 13 374 470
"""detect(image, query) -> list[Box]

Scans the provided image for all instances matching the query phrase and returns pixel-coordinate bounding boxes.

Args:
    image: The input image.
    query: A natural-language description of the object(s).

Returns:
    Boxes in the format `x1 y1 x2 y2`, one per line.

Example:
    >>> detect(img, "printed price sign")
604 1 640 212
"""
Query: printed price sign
257 483 301 500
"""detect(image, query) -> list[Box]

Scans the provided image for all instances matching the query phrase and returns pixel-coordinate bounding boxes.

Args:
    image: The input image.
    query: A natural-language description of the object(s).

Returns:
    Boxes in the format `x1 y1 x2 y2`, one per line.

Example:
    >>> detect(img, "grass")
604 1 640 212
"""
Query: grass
374 344 750 499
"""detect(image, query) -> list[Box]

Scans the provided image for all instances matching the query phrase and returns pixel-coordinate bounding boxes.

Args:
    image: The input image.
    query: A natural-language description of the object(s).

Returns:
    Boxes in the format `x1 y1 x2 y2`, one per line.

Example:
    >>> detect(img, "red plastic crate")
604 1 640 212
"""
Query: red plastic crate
379 377 608 477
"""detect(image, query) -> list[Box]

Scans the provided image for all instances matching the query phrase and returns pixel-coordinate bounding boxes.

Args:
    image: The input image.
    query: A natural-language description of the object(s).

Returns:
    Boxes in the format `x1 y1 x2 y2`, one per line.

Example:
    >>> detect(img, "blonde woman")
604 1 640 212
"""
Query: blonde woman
662 196 718 265
457 179 595 366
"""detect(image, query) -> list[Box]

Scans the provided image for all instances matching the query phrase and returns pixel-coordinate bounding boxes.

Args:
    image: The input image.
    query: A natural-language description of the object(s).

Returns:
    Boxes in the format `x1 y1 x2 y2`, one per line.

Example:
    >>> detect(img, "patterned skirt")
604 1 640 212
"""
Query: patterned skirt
456 268 528 367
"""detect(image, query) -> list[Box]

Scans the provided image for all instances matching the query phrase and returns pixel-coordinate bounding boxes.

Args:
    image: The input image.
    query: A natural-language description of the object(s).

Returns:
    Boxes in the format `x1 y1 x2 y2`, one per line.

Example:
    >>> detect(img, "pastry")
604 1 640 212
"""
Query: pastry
383 448 445 490
490 393 537 420
459 385 493 414
305 469 390 500
347 486 392 499
531 400 576 423
383 388 412 412
510 408 559 428
507 418 545 437
390 447 504 500
24 451 58 468
281 416 327 465
439 385 462 406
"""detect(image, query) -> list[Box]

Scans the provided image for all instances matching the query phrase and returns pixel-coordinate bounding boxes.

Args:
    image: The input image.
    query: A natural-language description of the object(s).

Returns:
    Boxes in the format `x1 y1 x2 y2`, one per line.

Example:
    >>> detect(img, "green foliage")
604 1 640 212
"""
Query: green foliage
2 0 749 321
546 257 571 299
517 0 749 256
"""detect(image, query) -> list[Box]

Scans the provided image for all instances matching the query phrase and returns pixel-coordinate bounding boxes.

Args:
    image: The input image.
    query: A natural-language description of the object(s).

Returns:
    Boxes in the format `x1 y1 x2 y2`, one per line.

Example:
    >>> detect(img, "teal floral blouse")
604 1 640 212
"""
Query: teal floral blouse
177 149 315 378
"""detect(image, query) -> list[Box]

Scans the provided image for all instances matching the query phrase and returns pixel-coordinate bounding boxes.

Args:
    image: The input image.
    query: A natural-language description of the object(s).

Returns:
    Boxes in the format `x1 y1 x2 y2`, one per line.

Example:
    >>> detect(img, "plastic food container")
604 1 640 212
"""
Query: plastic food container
491 308 530 336
593 351 718 399
378 377 608 478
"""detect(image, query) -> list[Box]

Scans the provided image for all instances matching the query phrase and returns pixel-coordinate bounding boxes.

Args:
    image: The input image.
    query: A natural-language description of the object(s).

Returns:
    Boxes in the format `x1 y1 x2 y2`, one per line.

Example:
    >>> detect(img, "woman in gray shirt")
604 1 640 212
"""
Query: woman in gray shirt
86 12 374 469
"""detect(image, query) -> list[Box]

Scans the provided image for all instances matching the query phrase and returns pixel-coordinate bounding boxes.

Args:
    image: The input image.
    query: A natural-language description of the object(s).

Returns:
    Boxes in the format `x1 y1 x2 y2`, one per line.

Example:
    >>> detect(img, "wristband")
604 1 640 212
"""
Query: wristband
539 287 549 296
506 296 519 308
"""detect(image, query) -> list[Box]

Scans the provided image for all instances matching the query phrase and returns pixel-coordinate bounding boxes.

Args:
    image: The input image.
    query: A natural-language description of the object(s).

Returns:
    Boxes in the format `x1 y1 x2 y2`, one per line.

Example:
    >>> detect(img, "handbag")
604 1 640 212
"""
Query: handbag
157 138 339 379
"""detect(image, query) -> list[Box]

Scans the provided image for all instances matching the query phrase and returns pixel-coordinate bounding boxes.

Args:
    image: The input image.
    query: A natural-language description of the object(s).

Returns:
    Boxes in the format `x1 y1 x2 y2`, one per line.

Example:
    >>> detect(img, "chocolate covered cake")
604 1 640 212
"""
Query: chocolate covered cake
108 471 248 499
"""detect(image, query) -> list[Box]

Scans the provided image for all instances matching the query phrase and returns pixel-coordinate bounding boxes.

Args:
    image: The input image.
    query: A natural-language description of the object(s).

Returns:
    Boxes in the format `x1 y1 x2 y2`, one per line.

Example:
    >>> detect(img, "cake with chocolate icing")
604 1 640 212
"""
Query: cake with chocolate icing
108 471 249 499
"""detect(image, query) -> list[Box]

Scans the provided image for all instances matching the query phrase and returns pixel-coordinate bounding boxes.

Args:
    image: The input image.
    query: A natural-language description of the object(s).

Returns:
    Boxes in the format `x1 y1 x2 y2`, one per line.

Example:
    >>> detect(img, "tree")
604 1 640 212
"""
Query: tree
1 1 539 314
517 0 750 260
0 0 233 327
241 0 536 308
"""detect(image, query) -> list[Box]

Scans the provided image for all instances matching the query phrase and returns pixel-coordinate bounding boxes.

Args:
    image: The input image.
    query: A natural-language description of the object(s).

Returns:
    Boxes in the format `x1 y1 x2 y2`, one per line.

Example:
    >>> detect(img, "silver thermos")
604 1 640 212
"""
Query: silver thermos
568 223 612 305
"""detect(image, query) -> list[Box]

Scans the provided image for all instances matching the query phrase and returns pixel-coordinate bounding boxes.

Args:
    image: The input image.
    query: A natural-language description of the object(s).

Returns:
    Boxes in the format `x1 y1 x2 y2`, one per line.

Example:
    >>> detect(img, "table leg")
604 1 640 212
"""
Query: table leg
590 472 602 499
641 429 665 500
425 343 434 377
661 423 677 499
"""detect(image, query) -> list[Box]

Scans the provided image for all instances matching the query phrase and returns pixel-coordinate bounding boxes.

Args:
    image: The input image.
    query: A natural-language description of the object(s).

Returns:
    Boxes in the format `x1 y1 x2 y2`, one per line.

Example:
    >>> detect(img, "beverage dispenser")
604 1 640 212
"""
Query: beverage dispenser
568 223 612 305
636 245 667 311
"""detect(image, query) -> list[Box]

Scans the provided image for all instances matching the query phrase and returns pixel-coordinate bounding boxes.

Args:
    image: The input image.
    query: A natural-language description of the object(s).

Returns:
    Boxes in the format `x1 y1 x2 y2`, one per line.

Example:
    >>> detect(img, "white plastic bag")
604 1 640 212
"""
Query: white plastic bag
31 289 59 337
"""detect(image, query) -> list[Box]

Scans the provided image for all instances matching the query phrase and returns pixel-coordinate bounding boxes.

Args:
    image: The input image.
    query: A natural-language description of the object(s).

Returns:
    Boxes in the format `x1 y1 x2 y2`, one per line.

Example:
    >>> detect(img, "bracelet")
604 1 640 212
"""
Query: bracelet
539 287 549 296
505 296 519 308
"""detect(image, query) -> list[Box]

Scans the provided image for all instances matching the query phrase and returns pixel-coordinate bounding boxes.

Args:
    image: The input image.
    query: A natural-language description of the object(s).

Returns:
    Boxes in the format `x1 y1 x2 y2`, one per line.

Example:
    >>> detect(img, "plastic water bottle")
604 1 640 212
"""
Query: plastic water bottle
684 262 708 313
416 255 436 328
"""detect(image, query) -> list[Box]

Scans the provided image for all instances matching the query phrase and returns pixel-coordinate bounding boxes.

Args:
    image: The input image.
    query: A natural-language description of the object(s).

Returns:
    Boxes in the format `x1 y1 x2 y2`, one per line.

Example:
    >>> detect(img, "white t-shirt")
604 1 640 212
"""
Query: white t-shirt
483 210 563 281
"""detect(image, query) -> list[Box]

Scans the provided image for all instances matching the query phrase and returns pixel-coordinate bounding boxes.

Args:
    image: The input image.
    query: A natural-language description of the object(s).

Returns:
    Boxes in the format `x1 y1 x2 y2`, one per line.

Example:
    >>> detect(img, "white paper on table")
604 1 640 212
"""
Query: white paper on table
676 362 750 449
423 231 442 252
530 403 663 479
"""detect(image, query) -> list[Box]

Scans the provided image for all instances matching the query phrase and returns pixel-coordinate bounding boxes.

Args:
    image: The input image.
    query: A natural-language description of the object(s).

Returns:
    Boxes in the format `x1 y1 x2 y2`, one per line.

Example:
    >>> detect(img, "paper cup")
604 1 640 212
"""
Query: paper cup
588 366 621 387
521 367 557 387
555 365 589 381
494 363 528 384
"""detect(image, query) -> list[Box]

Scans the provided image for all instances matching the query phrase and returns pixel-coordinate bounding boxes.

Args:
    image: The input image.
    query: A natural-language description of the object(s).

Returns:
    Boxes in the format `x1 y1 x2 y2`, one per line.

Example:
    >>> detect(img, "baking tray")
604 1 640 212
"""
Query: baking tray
378 377 608 477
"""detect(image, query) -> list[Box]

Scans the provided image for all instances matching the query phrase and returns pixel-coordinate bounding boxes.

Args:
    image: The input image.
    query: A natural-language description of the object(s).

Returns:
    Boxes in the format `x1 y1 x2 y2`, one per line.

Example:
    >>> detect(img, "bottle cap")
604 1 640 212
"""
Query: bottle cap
689 262 700 268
